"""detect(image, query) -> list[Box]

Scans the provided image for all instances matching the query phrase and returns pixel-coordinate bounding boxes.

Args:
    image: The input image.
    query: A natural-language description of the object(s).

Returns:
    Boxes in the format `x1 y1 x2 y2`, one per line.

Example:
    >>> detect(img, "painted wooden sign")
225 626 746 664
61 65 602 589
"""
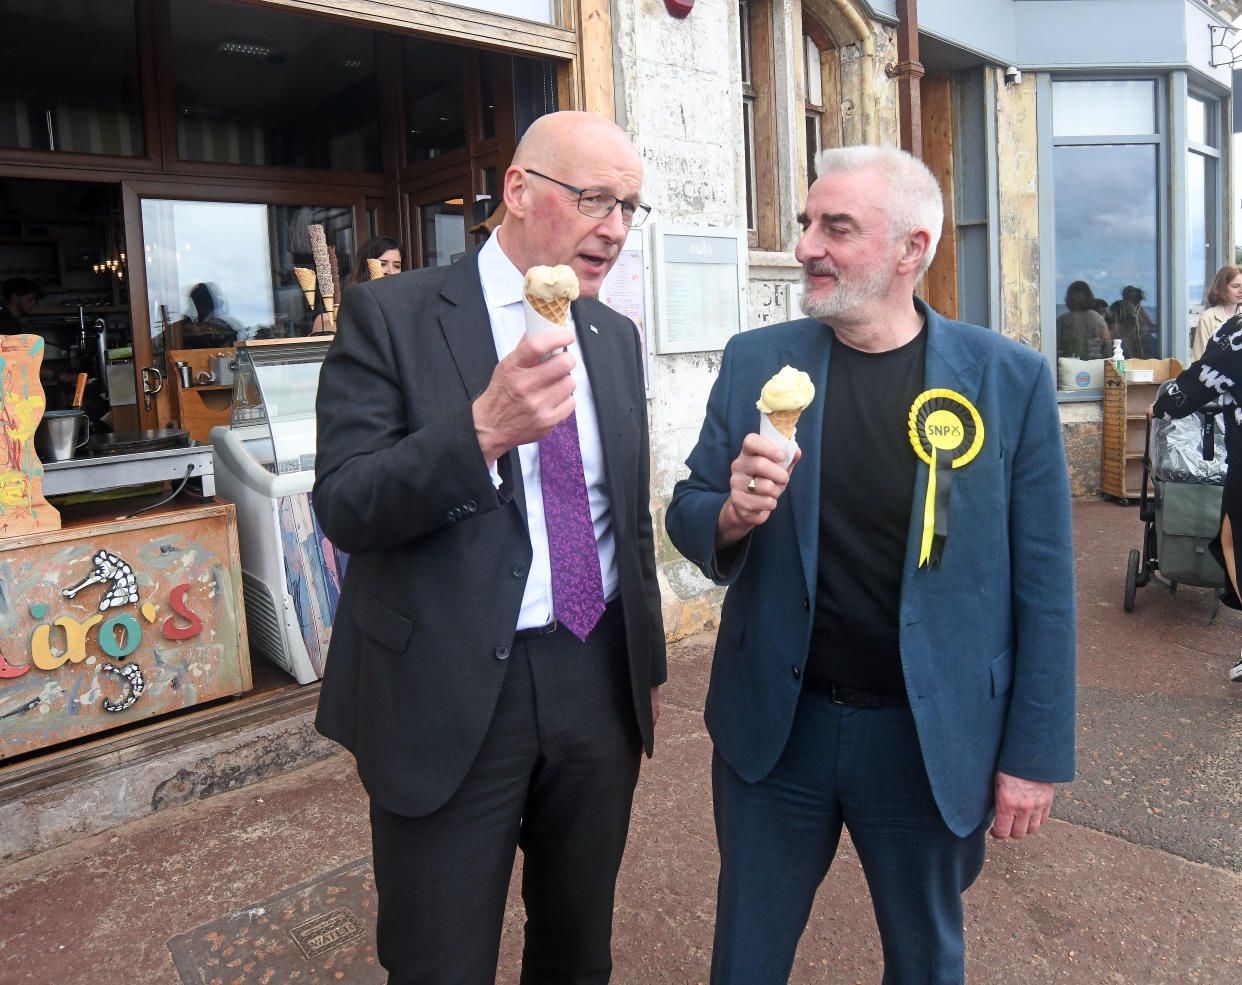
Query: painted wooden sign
0 334 59 536
0 502 250 760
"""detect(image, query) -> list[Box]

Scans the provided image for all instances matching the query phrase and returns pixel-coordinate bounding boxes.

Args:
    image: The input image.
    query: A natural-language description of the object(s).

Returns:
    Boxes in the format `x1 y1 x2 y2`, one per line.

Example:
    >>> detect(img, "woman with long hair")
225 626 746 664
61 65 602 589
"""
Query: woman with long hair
1191 264 1242 361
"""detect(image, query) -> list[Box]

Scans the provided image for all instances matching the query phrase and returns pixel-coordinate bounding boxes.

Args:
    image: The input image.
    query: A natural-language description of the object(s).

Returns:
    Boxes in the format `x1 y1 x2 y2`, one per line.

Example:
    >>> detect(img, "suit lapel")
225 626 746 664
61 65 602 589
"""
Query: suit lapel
437 250 527 516
574 300 631 540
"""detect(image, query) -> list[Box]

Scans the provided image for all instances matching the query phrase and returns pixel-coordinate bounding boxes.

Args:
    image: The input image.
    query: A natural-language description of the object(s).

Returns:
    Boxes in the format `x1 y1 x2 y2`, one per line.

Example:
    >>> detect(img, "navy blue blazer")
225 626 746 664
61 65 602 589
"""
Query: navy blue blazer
665 301 1076 836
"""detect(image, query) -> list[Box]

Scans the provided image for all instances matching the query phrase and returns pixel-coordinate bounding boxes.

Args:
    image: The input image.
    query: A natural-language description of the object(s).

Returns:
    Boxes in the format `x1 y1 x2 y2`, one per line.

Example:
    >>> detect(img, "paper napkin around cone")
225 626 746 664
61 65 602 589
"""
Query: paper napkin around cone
758 412 799 470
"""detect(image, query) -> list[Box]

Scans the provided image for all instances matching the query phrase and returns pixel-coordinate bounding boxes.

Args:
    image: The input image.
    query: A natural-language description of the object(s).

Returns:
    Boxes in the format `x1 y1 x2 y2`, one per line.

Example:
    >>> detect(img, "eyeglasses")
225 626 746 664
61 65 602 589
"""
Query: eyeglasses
524 169 651 228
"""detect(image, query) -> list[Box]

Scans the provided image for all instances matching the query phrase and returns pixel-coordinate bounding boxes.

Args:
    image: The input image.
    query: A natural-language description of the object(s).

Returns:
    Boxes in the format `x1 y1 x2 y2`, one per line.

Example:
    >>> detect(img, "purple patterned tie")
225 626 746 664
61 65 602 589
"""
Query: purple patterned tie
538 411 606 641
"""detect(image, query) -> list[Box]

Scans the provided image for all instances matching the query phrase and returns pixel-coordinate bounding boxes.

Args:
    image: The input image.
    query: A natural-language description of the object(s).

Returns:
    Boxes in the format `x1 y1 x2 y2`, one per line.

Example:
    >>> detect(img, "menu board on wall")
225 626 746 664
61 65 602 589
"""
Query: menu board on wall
599 228 650 389
651 225 747 354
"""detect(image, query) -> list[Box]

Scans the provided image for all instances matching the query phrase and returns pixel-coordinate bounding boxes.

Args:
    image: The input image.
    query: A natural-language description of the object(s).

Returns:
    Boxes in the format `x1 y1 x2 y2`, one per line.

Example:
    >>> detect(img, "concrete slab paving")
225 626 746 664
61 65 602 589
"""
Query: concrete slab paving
2 498 1242 984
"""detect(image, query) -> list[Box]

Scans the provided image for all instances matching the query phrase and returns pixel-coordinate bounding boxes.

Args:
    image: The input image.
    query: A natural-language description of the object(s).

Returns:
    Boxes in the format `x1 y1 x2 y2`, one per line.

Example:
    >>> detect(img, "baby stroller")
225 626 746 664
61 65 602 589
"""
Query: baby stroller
1124 382 1230 621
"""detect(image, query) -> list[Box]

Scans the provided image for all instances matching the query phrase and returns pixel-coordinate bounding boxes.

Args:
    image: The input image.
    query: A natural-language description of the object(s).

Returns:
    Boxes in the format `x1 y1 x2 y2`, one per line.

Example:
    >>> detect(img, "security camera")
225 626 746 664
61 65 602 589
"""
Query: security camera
1003 66 1022 86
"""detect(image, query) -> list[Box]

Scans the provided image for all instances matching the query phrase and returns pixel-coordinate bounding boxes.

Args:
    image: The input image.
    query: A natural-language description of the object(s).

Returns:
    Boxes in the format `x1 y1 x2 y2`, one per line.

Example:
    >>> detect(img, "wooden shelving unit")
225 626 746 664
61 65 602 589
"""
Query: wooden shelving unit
1102 357 1183 501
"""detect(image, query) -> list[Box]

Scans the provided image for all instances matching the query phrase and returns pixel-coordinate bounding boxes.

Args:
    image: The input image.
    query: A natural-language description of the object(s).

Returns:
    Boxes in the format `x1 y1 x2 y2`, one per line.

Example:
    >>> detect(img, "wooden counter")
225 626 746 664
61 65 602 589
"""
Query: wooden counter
0 497 251 760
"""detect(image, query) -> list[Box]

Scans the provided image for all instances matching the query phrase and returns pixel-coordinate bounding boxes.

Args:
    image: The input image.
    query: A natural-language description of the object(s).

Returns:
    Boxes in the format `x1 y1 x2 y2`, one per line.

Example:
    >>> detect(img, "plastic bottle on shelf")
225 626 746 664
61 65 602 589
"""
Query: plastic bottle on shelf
1112 338 1125 380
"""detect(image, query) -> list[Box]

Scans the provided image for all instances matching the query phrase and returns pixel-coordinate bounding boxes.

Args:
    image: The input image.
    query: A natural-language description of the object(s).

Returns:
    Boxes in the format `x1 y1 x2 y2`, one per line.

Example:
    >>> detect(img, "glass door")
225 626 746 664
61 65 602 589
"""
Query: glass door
123 187 362 431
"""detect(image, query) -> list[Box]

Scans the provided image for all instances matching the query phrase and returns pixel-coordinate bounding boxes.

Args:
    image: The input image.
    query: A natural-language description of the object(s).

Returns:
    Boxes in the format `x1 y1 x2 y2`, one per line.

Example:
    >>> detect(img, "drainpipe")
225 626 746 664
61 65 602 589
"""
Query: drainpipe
824 0 879 145
885 0 924 156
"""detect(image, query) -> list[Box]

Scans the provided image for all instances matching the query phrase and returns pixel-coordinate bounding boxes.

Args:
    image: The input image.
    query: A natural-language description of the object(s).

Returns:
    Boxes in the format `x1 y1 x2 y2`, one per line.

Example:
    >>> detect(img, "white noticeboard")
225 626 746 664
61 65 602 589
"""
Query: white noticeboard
651 225 747 354
598 228 651 390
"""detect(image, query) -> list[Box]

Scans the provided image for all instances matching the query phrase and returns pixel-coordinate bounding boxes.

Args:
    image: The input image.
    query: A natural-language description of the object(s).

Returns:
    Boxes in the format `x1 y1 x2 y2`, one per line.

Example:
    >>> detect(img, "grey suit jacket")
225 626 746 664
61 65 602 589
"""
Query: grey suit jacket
313 248 667 818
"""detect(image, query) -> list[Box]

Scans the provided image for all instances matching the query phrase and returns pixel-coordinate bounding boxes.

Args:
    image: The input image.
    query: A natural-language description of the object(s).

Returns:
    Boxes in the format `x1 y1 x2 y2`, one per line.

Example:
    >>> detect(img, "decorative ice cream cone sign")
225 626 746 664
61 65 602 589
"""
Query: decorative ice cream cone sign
308 223 334 309
293 267 317 308
367 257 383 279
0 335 60 536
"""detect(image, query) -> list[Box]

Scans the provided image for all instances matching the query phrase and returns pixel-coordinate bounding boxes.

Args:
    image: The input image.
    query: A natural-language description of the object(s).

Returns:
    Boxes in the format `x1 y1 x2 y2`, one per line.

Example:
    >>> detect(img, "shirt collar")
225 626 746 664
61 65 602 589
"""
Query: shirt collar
478 230 526 310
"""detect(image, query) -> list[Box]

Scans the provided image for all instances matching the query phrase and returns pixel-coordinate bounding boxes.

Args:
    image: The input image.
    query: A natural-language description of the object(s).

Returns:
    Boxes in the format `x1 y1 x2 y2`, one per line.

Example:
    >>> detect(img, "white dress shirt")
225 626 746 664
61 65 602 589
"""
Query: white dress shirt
477 232 618 630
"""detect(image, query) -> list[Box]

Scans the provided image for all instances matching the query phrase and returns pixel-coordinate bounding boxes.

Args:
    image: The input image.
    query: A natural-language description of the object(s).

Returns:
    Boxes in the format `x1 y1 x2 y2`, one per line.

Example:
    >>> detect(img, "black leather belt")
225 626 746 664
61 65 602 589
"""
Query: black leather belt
514 619 559 640
513 597 622 640
808 680 908 709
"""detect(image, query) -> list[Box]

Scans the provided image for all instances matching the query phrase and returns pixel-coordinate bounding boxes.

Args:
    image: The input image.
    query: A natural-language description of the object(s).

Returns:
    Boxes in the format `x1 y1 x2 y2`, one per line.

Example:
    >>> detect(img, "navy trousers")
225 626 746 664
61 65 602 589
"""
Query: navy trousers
369 602 641 985
710 690 988 985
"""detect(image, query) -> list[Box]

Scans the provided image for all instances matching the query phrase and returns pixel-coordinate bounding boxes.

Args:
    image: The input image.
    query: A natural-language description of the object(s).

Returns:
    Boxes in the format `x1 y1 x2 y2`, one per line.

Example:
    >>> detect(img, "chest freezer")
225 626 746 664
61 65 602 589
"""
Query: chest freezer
210 339 345 684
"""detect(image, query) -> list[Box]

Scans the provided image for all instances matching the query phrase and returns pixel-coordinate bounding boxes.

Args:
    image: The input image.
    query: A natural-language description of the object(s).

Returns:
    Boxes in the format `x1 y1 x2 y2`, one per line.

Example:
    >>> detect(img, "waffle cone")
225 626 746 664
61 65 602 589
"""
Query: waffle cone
366 257 383 279
526 295 569 326
767 408 802 440
294 268 317 307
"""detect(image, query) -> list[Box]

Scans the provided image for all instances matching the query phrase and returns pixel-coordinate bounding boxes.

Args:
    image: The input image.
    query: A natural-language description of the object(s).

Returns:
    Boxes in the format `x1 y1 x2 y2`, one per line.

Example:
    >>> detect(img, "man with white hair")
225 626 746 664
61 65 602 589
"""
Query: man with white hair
665 145 1076 983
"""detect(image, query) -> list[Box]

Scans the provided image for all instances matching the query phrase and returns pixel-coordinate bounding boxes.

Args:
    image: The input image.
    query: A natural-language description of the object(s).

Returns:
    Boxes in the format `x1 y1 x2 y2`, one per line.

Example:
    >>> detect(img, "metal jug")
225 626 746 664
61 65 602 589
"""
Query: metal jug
34 409 90 462
211 354 237 387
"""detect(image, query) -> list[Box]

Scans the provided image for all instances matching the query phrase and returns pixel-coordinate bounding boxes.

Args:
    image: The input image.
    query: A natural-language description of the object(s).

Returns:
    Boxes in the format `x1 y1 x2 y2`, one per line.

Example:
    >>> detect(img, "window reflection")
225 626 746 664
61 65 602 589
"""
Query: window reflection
1054 143 1159 371
141 200 353 370
404 39 467 163
1052 81 1155 137
420 202 465 267
0 0 144 156
170 0 380 171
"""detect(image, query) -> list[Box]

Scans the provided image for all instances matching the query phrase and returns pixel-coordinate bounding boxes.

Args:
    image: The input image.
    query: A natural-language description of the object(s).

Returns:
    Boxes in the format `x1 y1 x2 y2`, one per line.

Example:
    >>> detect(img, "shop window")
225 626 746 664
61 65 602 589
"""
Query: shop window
140 198 354 374
1050 79 1162 390
0 0 145 157
170 0 381 172
403 38 468 165
1186 92 1222 314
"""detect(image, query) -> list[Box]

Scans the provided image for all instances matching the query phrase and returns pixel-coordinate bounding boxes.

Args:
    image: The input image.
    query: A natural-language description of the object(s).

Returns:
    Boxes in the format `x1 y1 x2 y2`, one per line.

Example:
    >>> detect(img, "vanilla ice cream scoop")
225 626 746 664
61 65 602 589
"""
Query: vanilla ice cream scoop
523 265 580 326
756 365 815 442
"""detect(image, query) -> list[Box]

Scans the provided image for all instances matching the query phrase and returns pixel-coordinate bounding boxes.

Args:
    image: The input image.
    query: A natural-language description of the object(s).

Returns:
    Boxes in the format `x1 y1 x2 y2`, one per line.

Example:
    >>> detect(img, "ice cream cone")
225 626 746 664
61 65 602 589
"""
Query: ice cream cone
525 295 570 326
367 257 383 279
294 267 317 308
766 409 801 440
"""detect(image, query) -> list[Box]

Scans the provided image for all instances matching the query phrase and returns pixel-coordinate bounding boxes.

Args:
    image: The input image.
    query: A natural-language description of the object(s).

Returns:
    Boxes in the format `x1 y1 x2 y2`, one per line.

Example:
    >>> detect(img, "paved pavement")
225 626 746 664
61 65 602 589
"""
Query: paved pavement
2 498 1242 984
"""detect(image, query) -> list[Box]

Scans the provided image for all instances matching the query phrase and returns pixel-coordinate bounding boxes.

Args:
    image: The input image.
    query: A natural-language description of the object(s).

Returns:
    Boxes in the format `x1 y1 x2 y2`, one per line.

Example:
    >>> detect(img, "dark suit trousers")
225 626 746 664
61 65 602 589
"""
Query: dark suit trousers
709 690 988 985
369 601 641 985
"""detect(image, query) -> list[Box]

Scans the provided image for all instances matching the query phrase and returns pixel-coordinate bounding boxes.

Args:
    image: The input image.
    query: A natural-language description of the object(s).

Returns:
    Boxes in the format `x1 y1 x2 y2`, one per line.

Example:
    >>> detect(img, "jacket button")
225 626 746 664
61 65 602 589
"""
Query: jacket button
512 563 527 578
447 510 457 522
495 644 511 660
791 666 801 679
803 597 810 611
466 500 478 513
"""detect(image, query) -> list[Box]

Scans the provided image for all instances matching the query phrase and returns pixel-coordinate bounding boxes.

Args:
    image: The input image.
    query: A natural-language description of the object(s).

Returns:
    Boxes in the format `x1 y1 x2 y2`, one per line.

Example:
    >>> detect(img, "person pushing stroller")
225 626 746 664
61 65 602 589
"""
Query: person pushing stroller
1151 313 1242 682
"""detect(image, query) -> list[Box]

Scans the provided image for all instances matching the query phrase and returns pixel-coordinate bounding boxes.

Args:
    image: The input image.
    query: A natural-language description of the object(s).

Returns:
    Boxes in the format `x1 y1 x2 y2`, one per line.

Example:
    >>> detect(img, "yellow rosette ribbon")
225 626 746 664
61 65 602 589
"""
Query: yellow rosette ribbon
908 389 984 567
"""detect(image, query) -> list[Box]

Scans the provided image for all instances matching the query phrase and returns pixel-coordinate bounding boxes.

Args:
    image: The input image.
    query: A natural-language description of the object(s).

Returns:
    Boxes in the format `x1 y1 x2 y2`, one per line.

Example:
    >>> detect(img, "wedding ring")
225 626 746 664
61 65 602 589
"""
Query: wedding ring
746 477 757 492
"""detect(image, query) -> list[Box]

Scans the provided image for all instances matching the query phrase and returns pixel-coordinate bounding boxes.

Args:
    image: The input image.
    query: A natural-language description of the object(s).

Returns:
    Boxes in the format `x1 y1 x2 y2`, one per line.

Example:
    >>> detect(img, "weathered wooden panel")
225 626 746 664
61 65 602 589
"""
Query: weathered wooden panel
921 73 957 320
0 502 250 759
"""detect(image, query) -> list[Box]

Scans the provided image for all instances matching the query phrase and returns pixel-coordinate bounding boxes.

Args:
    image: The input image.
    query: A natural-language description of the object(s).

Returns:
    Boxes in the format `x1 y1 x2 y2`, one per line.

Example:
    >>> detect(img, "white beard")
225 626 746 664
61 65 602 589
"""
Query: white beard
799 261 892 320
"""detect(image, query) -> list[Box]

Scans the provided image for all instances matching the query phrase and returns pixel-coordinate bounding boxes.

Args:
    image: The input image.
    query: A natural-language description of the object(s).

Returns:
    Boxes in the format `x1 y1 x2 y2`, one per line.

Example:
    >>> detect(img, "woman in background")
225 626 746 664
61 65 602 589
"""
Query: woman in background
1191 264 1242 361
348 236 405 287
314 236 404 333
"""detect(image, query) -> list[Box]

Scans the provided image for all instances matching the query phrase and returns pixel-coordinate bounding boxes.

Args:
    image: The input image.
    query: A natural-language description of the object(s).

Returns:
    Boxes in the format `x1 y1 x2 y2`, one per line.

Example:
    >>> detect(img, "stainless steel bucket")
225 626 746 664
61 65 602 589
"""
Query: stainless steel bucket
35 410 90 462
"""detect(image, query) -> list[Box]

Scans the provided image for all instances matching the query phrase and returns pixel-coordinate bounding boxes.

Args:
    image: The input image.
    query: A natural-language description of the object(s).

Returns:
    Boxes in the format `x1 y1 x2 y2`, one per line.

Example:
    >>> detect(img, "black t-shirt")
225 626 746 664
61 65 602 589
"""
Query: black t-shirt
804 325 927 697
0 308 22 335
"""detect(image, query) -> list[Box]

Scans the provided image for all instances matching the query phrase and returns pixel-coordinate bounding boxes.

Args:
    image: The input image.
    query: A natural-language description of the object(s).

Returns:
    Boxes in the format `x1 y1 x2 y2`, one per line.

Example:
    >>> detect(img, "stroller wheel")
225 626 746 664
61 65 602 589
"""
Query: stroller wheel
1125 548 1140 612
